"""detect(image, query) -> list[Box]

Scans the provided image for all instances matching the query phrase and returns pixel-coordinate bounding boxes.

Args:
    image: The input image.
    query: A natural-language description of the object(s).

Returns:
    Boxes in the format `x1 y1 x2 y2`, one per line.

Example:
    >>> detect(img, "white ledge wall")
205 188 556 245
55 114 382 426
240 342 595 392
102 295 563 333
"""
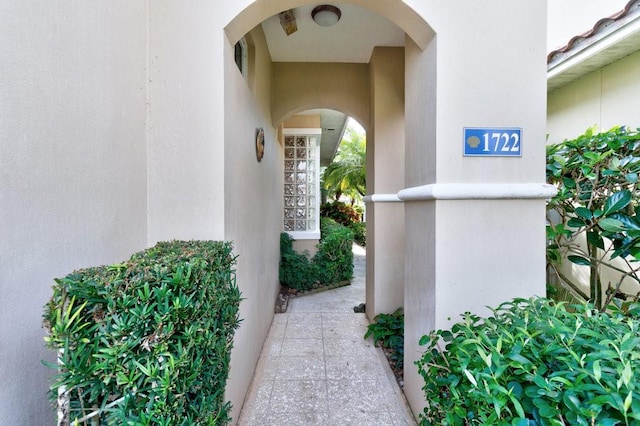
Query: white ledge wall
365 183 557 203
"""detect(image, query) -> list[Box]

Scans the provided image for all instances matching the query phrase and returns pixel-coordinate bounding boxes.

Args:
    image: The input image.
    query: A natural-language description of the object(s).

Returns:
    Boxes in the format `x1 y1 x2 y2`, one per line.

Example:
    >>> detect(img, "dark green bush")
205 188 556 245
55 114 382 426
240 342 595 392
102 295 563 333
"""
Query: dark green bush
416 297 640 426
315 218 354 284
365 308 404 369
43 241 241 425
279 232 315 291
279 218 354 292
350 221 366 247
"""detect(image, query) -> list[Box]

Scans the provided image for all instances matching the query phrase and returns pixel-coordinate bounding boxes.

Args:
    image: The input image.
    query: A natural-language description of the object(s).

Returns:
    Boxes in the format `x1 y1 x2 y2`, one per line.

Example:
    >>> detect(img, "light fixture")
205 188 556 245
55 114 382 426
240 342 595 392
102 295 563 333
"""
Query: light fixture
311 5 341 27
279 9 298 36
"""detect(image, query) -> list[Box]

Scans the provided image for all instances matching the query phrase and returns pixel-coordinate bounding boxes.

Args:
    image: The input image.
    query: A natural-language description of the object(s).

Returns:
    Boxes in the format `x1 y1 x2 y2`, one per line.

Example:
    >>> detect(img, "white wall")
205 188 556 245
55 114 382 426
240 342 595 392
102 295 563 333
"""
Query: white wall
547 0 630 51
0 2 148 422
547 50 640 142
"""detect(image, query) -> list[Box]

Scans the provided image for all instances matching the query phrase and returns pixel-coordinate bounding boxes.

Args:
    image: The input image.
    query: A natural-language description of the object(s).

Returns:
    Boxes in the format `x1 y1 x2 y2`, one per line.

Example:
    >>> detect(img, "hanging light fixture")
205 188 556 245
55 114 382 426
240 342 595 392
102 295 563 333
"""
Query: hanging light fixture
311 5 342 27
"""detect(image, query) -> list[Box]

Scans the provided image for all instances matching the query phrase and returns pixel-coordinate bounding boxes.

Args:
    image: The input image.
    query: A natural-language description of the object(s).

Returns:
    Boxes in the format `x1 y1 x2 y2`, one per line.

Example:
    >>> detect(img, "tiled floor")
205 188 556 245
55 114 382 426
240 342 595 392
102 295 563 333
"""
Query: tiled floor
237 245 416 425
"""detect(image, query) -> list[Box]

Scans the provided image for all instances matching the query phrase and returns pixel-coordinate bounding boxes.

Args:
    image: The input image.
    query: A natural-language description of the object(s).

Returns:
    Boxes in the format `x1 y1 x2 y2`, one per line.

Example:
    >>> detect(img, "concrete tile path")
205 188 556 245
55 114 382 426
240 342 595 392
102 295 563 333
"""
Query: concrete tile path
238 245 416 425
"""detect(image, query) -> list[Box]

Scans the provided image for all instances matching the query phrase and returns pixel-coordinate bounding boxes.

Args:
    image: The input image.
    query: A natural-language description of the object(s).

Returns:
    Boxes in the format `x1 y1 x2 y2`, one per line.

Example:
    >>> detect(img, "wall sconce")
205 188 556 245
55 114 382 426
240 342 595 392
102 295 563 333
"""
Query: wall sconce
279 9 298 36
311 5 342 27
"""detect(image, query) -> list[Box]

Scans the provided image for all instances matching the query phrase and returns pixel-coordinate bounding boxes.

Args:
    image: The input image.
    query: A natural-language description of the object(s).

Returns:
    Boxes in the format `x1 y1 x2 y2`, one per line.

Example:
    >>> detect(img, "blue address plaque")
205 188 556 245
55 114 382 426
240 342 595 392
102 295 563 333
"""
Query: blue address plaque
463 127 522 157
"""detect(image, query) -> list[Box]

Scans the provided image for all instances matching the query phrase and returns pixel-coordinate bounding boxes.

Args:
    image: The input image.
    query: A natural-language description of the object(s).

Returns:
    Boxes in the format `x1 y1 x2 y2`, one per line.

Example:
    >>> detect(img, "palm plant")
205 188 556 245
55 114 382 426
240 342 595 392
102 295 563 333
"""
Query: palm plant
322 126 366 204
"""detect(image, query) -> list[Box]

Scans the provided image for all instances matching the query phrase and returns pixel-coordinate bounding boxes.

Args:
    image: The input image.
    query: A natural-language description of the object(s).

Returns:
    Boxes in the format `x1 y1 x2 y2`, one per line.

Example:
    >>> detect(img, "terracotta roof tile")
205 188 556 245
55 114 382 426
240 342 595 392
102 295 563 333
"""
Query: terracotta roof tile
547 0 640 64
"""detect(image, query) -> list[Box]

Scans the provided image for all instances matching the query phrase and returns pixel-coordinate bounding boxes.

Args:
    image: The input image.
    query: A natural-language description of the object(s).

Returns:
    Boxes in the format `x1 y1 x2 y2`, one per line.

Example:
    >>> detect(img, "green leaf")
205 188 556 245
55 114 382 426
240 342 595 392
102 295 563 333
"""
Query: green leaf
568 255 591 266
599 218 626 232
603 191 632 216
463 369 478 387
567 217 586 228
575 207 593 220
593 360 601 381
586 231 605 250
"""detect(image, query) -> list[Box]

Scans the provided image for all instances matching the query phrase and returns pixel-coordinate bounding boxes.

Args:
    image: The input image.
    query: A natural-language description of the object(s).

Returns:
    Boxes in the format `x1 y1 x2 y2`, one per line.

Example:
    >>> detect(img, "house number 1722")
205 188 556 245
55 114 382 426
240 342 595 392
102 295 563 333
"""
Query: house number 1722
463 128 522 157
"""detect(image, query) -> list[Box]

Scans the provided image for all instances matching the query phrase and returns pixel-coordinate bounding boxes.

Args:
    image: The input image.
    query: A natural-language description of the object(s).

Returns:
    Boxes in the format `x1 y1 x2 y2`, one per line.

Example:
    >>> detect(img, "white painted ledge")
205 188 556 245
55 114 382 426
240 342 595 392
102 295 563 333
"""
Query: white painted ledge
363 194 401 203
397 183 557 201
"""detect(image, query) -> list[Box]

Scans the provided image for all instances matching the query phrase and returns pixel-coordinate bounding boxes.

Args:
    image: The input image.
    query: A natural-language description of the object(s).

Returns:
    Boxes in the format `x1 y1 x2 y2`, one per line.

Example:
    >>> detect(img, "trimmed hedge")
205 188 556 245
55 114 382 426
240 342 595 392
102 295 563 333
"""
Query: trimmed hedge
279 218 354 292
416 297 640 425
43 241 241 425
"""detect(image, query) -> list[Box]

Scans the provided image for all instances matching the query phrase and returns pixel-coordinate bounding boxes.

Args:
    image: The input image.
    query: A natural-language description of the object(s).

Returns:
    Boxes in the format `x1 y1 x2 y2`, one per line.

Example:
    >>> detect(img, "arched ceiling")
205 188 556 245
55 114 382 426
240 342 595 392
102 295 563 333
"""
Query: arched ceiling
261 3 405 63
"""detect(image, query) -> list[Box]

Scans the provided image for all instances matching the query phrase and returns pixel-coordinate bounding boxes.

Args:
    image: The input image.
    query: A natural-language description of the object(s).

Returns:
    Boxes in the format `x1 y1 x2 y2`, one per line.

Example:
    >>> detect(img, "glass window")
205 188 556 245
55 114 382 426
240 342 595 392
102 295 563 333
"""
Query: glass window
283 134 320 236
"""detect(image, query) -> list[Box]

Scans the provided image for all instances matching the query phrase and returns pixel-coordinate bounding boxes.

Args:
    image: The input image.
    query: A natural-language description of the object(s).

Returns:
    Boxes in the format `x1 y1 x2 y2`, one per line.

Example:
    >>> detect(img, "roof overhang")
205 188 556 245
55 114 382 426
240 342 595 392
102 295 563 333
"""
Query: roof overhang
547 1 640 92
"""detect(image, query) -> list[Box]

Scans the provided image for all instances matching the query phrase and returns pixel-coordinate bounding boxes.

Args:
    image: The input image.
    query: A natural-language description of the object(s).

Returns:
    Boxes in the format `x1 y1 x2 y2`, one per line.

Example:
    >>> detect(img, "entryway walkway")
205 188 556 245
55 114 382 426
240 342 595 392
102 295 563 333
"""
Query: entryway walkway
237 245 416 425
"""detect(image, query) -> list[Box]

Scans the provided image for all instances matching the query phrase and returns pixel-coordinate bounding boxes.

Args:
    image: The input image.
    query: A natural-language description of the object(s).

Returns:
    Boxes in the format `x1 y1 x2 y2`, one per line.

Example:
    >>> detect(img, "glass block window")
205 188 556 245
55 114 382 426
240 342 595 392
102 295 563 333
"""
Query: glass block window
283 133 320 236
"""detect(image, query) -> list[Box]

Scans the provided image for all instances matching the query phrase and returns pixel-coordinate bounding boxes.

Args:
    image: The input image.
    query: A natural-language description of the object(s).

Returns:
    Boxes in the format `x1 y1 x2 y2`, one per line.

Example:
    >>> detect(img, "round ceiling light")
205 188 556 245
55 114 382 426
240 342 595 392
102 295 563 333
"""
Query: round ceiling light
311 5 342 27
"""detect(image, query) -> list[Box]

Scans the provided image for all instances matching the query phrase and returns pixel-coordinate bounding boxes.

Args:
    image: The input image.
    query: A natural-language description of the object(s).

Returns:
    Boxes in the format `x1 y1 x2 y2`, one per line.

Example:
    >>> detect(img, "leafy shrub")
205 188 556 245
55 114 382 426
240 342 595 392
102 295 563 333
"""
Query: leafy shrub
279 232 315 292
320 201 361 227
547 126 640 309
416 297 640 425
350 221 366 247
315 218 354 284
279 218 354 292
364 308 404 370
43 241 241 425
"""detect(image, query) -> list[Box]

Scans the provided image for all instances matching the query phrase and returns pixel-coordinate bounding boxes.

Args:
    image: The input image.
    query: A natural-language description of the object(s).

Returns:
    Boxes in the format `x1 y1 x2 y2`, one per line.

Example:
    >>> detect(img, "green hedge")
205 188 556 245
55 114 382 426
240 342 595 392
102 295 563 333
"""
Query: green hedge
43 241 241 425
279 218 354 292
416 297 640 425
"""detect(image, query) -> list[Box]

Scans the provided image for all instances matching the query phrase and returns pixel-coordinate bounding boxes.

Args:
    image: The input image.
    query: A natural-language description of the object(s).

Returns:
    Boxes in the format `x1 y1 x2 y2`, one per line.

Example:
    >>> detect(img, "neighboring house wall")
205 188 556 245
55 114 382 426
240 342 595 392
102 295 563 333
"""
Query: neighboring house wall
547 50 640 142
0 3 148 423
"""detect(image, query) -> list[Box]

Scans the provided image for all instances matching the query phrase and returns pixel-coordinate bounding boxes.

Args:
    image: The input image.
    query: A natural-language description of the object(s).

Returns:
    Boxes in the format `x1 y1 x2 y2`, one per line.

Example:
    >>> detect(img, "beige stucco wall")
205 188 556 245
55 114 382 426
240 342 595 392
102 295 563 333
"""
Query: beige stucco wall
366 47 406 317
403 1 548 414
272 62 370 128
2 0 551 421
547 50 640 143
223 24 283 421
147 2 226 244
0 3 148 423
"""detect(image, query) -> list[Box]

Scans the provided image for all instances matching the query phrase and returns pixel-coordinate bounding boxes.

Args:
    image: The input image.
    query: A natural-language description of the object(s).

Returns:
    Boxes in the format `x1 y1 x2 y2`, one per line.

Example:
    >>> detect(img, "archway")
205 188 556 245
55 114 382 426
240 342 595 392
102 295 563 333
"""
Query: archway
222 1 435 420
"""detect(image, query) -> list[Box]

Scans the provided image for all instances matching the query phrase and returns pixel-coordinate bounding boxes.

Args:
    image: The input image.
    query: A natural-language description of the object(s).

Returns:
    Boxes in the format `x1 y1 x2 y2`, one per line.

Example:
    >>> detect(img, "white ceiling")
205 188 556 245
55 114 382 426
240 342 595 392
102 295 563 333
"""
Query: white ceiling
261 3 405 63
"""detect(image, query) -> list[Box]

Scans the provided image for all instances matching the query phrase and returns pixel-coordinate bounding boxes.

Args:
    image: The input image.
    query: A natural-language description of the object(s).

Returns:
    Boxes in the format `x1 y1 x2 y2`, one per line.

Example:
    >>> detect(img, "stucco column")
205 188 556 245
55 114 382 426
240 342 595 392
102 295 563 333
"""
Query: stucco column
365 47 406 319
400 1 550 415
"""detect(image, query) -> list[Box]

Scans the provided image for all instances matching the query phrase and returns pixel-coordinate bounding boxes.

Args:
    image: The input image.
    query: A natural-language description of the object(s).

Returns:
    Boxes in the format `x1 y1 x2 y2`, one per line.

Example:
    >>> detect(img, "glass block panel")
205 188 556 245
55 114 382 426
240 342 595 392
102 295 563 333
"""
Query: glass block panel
296 161 307 171
285 160 295 171
308 160 315 171
296 148 306 159
296 136 306 147
308 208 315 219
295 220 306 231
308 196 315 206
308 220 316 230
296 173 307 183
296 196 306 207
285 148 294 159
307 184 315 195
285 173 295 183
296 208 306 218
285 136 295 147
285 185 295 195
296 184 306 195
284 209 295 219
285 197 295 207
284 220 294 231
309 137 317 148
